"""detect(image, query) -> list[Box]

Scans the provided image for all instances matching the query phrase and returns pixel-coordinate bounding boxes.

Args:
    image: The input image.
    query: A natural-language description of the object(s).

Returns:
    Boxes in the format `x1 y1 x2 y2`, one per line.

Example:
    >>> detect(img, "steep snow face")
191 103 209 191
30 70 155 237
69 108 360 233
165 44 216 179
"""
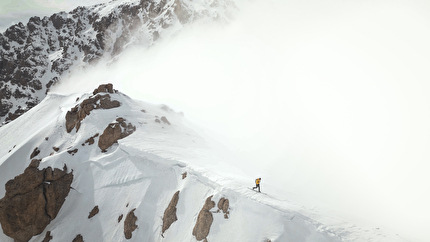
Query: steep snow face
0 86 342 242
0 0 236 126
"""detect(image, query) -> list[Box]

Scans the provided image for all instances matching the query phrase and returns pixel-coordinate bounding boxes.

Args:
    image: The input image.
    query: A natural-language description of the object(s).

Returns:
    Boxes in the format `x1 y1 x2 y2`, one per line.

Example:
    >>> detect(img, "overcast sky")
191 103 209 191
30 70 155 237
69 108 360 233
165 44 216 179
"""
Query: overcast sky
3 0 430 240
0 0 107 32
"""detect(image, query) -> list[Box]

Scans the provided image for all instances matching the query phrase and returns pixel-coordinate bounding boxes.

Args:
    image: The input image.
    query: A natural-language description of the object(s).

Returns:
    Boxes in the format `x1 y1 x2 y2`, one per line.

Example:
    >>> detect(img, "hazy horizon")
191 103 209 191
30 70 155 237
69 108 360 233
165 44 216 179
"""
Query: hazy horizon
2 0 430 241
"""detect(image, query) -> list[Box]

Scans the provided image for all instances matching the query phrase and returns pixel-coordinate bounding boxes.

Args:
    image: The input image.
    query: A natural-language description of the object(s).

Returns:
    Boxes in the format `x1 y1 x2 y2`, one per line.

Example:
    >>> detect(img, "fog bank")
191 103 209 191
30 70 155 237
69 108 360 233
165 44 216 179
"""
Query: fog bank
52 0 430 240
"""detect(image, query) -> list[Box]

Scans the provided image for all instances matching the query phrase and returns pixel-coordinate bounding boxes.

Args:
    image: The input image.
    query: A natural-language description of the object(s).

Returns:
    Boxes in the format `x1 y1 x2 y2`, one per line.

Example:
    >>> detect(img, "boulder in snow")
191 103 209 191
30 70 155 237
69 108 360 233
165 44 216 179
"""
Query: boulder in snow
42 231 53 242
93 83 116 95
162 191 180 234
217 197 230 218
88 206 99 219
30 147 40 159
98 118 136 152
192 195 215 241
124 208 138 239
72 234 84 242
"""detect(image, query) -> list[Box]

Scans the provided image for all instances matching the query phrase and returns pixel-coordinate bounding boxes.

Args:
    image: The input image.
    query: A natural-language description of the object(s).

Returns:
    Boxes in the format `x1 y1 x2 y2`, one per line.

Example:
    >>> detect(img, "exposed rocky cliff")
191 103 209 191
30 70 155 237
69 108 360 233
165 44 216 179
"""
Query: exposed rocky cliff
0 159 73 242
0 0 236 126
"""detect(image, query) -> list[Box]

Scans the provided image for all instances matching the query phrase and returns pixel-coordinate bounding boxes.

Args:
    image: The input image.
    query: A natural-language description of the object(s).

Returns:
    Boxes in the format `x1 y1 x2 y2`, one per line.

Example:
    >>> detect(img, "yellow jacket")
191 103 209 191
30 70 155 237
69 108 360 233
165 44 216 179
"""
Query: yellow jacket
255 178 261 185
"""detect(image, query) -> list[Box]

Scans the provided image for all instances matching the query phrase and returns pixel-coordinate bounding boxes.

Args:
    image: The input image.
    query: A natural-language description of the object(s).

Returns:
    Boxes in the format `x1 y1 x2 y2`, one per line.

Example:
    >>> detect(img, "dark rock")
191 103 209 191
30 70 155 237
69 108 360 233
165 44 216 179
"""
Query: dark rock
53 147 60 152
65 109 79 133
65 85 121 133
99 94 120 109
42 231 53 242
83 133 99 146
218 197 230 219
192 196 215 241
30 147 40 159
0 100 13 117
93 83 115 95
88 206 99 218
50 13 66 29
98 118 136 151
29 79 42 90
72 234 84 242
217 197 229 214
7 107 27 121
67 148 78 155
0 159 73 242
124 208 138 239
118 214 123 223
182 172 187 179
162 191 180 234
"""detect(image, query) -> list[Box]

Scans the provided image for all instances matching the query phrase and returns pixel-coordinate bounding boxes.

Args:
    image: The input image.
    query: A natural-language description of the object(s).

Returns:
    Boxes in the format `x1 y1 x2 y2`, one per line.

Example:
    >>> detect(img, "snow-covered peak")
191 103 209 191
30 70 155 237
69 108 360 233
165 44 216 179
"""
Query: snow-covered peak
0 84 409 242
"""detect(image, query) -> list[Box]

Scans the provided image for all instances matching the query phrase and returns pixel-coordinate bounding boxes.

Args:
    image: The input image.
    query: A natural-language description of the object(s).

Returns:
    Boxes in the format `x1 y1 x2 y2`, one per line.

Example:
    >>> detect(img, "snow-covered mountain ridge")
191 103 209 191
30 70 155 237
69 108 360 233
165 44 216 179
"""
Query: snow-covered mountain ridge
0 83 338 242
0 0 235 126
0 84 409 242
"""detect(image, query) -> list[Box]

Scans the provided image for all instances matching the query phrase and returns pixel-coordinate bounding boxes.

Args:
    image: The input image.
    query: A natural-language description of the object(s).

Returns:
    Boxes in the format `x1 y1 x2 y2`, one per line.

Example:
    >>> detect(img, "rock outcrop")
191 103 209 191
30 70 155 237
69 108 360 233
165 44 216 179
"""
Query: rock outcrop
98 117 136 152
72 234 84 242
218 197 230 219
88 205 99 219
192 195 216 241
82 133 99 146
67 148 78 155
42 231 53 242
65 84 120 133
162 191 180 234
124 208 138 239
0 159 73 242
30 147 40 159
93 83 116 95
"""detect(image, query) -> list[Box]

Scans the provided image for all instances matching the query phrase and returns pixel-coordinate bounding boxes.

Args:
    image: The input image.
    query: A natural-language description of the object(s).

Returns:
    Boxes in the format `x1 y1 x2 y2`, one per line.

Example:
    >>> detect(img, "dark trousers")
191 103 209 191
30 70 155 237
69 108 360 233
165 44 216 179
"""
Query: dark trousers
253 184 260 192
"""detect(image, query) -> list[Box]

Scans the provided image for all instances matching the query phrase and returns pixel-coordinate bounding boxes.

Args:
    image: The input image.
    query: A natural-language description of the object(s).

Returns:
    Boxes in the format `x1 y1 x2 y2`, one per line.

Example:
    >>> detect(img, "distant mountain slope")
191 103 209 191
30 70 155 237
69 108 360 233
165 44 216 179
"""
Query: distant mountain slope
0 0 236 126
0 84 341 241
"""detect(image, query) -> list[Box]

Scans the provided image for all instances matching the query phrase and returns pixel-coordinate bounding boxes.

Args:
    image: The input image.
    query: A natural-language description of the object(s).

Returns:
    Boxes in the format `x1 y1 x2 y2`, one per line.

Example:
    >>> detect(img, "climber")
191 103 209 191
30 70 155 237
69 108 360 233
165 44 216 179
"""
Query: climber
252 178 261 192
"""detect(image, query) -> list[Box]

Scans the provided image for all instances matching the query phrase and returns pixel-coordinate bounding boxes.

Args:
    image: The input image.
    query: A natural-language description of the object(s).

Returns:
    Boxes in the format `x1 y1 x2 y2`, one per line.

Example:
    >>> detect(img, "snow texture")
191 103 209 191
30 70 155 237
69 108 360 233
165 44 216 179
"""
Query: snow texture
0 87 407 242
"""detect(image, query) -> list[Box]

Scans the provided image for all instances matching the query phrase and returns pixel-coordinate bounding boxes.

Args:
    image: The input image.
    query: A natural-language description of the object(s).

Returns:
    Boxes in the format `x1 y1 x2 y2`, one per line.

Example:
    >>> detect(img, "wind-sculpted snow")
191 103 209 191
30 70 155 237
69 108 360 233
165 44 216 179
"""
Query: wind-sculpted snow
0 0 237 126
0 84 403 241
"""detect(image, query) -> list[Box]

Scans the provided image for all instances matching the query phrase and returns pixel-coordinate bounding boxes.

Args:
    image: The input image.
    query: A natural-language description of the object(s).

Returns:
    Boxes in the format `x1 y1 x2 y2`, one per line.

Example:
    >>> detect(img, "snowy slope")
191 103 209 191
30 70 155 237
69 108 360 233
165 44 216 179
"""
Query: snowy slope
0 85 410 242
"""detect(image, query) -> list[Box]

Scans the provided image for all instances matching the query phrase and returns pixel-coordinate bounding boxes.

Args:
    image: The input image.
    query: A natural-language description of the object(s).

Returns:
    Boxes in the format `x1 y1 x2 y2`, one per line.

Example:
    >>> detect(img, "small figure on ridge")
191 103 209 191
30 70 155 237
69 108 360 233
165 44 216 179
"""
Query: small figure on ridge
252 178 261 192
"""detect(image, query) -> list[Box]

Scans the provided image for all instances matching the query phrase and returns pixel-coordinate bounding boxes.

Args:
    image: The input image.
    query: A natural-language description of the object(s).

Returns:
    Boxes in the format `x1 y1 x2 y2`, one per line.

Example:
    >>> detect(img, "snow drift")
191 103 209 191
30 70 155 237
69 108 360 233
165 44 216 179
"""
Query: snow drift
0 84 344 242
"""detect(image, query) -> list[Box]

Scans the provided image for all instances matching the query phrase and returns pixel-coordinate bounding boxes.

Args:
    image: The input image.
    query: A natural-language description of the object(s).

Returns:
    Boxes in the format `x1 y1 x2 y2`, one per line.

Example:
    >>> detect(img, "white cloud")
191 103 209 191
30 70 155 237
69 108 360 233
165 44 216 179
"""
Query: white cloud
26 0 430 240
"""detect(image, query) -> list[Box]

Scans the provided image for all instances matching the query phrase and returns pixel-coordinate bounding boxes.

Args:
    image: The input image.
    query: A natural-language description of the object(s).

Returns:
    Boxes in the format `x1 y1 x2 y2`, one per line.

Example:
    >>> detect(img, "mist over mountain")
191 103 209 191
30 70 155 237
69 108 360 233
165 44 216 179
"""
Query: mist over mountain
1 0 430 241
0 0 236 126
